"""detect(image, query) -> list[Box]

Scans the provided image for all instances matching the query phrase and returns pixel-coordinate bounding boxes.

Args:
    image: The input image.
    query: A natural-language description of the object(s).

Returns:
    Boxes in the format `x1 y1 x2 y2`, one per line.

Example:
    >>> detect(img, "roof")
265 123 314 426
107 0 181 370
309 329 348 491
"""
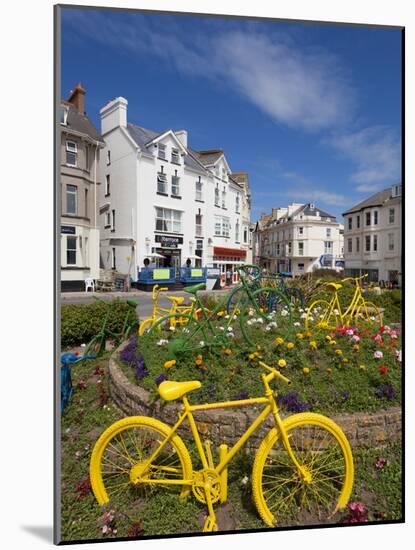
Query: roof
193 149 224 166
126 123 206 174
299 204 337 220
61 101 103 143
343 186 401 215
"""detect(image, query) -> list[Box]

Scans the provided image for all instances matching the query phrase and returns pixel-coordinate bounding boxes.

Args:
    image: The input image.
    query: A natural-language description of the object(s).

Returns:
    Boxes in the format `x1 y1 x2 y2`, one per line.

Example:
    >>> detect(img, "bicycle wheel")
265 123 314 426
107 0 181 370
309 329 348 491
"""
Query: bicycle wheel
143 313 205 357
84 334 105 356
305 300 340 333
355 301 383 327
90 416 193 507
225 286 245 314
252 413 354 527
138 318 155 336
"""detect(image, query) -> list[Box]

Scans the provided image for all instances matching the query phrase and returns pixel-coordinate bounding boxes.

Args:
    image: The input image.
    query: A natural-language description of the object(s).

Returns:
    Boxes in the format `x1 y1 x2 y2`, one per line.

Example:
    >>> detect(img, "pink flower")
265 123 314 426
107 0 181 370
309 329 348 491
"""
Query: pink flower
375 457 388 469
374 350 383 359
395 349 402 362
390 330 399 339
373 334 383 343
348 502 368 515
346 329 354 336
351 334 361 343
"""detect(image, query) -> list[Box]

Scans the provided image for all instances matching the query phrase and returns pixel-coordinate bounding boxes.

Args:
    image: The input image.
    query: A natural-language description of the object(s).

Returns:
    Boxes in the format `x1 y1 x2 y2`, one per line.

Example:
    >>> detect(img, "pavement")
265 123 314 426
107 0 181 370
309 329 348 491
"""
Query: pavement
60 287 230 319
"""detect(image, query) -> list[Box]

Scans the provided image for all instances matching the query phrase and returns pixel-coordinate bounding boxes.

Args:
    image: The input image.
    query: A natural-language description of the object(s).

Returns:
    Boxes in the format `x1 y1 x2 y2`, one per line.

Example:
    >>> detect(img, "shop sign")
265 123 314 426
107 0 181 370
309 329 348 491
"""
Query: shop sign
155 235 183 248
213 247 246 258
61 225 76 234
207 267 220 278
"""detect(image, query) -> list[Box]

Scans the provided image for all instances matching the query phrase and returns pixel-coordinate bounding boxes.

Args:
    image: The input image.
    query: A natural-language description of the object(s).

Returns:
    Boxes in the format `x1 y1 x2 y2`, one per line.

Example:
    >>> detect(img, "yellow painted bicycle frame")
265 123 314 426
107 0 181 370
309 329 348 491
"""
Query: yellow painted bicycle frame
132 365 305 493
317 275 369 327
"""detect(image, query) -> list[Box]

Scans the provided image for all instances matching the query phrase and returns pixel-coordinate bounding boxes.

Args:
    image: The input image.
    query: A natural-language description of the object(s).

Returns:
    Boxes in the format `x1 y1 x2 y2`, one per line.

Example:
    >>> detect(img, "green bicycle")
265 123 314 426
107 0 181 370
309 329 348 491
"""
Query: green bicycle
142 265 292 358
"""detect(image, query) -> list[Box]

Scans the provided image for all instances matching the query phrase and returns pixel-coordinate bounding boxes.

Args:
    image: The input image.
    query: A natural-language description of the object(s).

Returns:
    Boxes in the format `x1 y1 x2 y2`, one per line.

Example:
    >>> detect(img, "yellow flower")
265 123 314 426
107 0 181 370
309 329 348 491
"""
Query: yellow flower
309 340 318 350
326 368 332 374
248 351 262 360
224 348 232 356
330 340 337 346
164 359 176 369
275 337 284 345
296 333 304 339
303 367 310 374
352 344 360 351
217 310 226 317
335 349 343 356
249 353 256 360
278 359 287 368
359 364 367 370
286 342 295 350
326 335 332 341
342 358 349 363
305 331 312 337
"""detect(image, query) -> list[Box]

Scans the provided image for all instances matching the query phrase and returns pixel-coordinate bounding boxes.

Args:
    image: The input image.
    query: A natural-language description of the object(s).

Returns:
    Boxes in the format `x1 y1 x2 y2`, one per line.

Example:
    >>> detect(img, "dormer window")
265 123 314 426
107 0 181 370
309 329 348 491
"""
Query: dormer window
157 172 168 194
158 143 166 160
171 148 180 164
392 184 401 197
60 106 69 125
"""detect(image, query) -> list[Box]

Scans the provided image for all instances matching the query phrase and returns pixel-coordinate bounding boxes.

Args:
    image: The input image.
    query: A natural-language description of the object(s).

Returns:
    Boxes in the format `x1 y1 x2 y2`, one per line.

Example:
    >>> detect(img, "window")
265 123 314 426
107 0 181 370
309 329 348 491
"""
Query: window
373 234 378 252
366 212 371 226
60 105 68 125
388 233 395 251
106 150 111 165
326 228 331 238
85 189 88 218
105 175 110 196
324 241 333 254
85 146 89 171
215 187 220 206
392 184 401 197
155 208 182 233
298 227 304 235
374 210 378 225
196 239 203 250
196 179 203 201
222 189 226 209
66 236 77 265
171 175 180 196
276 243 280 256
389 208 395 224
111 247 116 270
356 237 360 253
171 148 180 164
347 238 352 253
365 235 371 252
157 172 168 194
105 211 111 228
111 209 115 231
298 263 304 272
348 217 352 230
66 141 77 166
356 215 360 229
195 214 202 237
235 194 240 213
66 185 77 215
243 226 248 243
158 143 166 160
298 241 304 255
235 220 240 242
214 216 230 237
288 242 292 254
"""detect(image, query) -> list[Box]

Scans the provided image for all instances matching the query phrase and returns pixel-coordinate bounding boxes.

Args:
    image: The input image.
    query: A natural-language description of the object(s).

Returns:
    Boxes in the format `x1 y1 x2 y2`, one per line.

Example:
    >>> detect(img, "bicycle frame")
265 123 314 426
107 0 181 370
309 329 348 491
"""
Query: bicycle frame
135 371 304 487
326 281 365 326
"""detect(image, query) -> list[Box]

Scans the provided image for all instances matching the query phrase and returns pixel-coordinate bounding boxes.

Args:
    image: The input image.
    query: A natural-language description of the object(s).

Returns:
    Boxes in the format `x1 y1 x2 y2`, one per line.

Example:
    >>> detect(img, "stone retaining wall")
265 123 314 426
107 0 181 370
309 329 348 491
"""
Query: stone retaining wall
109 345 401 449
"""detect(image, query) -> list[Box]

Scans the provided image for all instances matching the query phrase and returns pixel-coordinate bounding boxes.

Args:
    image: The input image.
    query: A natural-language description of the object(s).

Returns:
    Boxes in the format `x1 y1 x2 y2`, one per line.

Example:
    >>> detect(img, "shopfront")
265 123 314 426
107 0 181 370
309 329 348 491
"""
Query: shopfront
154 235 183 269
212 247 247 286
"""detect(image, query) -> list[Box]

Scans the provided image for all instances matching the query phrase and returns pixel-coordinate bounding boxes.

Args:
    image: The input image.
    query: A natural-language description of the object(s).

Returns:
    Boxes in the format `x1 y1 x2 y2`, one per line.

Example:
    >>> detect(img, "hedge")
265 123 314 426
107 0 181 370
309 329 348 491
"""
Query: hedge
61 300 139 348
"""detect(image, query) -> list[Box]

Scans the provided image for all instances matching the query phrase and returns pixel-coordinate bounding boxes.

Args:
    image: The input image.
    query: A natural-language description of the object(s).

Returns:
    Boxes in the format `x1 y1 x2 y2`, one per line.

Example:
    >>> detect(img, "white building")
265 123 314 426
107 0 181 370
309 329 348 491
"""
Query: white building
98 97 251 283
343 184 402 284
253 203 344 276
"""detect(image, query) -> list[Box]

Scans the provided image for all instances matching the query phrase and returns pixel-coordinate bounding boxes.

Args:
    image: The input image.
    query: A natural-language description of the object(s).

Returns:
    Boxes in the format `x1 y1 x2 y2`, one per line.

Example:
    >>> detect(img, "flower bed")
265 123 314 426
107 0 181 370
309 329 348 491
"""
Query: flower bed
119 311 402 415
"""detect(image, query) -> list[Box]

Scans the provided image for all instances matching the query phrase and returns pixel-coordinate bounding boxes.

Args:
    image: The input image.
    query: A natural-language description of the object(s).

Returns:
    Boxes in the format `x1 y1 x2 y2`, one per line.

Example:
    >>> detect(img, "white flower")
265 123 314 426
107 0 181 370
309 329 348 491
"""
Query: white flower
395 349 402 362
157 339 168 346
246 320 253 326
81 343 86 348
241 475 249 485
225 315 229 319
308 316 314 321
281 309 288 317
199 341 205 346
256 318 264 324
334 309 339 315
183 328 190 334
227 327 233 332
227 332 235 338
299 308 304 313
265 326 271 332
169 326 176 331
374 350 383 359
219 326 225 331
293 321 300 327
248 309 254 316
300 313 307 319
346 329 354 336
352 335 361 343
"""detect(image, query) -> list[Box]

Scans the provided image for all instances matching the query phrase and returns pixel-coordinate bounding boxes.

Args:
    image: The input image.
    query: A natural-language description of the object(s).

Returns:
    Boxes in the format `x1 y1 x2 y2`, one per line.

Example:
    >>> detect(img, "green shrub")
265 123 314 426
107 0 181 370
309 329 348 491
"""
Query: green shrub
61 300 139 348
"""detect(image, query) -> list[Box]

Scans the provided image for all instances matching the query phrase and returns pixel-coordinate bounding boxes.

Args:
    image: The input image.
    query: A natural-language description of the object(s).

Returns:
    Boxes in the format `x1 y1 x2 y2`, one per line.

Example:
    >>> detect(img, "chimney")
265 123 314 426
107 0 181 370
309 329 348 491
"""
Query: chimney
67 82 86 114
100 97 128 134
175 130 188 148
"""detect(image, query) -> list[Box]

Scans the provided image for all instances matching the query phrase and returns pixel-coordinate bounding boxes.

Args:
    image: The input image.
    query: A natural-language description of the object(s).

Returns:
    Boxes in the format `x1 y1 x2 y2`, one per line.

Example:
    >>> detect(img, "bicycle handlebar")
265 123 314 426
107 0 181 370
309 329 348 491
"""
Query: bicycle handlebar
340 274 368 284
258 361 291 385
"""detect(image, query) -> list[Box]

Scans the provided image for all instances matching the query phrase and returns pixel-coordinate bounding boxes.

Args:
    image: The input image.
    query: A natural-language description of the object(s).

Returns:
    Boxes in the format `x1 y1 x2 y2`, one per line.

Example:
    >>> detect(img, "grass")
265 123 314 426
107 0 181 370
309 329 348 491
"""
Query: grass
60 353 402 542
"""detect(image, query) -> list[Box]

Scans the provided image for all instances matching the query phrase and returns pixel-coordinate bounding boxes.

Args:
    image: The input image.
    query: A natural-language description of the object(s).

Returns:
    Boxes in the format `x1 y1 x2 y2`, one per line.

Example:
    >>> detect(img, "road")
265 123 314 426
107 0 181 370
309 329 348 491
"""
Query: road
60 288 230 319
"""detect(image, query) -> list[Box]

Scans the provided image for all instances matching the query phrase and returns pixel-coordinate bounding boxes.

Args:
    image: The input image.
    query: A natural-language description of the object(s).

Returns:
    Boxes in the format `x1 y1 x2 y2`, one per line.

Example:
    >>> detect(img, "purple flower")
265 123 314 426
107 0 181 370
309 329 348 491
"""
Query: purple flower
375 384 396 400
155 373 167 386
277 392 311 413
375 457 388 469
234 389 249 400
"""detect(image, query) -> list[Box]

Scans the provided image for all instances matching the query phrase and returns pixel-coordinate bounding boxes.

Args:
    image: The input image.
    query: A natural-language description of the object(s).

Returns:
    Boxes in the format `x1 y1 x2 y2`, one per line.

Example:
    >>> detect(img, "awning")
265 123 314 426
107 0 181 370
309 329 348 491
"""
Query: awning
213 247 247 258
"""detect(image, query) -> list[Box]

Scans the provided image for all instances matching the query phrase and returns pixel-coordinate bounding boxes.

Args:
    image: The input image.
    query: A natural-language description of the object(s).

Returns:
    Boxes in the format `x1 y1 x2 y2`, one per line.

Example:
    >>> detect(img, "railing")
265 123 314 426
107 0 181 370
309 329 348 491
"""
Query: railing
179 267 207 284
137 267 175 284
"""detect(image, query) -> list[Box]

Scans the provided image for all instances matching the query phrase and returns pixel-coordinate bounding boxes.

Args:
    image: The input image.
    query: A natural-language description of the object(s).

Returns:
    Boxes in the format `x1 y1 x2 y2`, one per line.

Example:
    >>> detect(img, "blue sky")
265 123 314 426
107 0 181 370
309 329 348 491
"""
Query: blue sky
61 7 402 221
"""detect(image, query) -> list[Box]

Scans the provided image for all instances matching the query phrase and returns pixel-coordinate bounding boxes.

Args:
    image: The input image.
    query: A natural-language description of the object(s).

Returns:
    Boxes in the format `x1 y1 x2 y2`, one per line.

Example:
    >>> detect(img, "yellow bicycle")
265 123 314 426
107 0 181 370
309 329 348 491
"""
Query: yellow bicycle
139 284 199 336
305 274 383 333
90 361 354 532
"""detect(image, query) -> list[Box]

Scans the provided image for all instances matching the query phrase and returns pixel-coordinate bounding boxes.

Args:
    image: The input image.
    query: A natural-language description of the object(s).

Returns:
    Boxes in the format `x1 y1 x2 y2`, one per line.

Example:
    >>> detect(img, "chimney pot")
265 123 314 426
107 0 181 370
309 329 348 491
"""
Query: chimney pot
67 82 86 114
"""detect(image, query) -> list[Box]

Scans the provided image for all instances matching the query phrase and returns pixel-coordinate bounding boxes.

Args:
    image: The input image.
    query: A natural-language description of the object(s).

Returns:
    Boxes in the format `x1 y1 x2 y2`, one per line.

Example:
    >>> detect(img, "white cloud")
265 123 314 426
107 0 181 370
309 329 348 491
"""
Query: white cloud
327 126 401 192
63 11 354 132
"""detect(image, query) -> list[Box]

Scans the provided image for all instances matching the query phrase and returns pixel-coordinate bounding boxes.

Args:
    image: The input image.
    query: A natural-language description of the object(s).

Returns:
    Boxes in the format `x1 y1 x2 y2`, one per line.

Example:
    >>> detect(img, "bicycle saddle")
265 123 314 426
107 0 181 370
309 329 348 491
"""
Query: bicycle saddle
183 283 206 294
167 296 185 304
326 282 342 291
158 380 202 401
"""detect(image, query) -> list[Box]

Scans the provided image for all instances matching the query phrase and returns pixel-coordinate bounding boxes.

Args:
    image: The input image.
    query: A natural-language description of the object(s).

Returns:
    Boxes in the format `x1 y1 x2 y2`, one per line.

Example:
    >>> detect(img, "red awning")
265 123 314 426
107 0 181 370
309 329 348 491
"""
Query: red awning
213 247 247 258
